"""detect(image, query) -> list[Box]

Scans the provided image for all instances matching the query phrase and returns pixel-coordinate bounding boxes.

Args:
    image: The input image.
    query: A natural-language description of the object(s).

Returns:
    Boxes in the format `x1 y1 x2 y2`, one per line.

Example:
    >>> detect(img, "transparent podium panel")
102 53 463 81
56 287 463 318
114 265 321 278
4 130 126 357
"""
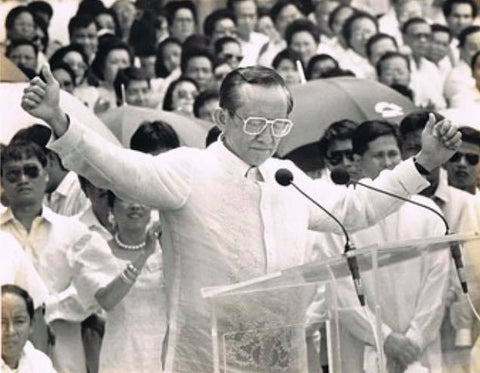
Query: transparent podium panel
202 233 479 373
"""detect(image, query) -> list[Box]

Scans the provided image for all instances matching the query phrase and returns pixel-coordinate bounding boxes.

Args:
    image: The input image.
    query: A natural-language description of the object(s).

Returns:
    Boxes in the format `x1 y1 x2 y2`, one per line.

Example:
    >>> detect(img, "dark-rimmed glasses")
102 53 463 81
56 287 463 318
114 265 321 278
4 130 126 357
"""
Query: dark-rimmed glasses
3 164 41 183
325 150 354 166
449 152 480 166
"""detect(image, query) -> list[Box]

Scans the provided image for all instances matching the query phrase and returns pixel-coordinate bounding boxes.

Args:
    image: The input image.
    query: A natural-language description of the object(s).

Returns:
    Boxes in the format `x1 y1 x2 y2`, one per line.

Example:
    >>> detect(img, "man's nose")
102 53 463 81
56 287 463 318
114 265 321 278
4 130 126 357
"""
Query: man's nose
256 125 274 143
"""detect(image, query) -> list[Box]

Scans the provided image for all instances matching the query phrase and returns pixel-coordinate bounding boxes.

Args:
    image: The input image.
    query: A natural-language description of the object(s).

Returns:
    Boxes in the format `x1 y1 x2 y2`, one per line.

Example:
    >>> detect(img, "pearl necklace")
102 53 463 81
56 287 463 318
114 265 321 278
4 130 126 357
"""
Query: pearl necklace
114 233 146 251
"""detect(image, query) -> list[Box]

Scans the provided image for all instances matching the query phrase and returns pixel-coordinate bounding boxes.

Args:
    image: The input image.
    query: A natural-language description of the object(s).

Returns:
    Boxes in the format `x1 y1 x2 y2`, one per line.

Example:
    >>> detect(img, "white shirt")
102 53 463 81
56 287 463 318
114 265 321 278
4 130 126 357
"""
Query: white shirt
307 181 449 372
1 341 56 373
48 117 429 372
410 57 447 110
44 171 89 217
239 31 269 67
0 206 101 323
444 60 475 105
78 204 112 241
0 231 49 308
337 48 376 79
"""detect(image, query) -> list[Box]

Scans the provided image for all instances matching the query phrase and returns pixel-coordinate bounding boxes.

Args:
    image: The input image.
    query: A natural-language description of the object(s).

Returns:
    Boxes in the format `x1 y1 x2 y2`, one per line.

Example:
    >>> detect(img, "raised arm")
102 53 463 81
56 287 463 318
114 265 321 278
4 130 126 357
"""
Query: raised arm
21 65 192 210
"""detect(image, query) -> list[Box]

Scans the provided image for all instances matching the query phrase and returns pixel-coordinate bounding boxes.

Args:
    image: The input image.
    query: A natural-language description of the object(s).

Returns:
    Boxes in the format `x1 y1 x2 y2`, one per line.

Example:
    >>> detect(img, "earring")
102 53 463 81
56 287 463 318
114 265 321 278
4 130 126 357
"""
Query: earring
108 211 116 230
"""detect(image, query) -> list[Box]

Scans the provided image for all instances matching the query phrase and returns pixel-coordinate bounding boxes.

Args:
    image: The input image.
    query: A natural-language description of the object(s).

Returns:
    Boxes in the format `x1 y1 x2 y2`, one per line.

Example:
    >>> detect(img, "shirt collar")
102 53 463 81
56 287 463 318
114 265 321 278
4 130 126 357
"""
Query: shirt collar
209 137 267 181
52 171 77 198
0 205 56 226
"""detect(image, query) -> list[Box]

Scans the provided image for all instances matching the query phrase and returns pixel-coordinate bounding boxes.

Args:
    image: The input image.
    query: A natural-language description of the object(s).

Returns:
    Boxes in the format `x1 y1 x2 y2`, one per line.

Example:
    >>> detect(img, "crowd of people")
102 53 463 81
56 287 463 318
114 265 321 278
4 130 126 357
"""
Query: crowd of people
1 0 480 373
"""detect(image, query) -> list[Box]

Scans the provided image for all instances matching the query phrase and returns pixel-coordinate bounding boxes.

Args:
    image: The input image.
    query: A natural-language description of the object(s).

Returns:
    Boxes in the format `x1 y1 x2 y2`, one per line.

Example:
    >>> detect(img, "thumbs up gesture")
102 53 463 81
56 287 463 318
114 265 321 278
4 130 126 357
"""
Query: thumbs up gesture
417 113 462 172
21 64 69 136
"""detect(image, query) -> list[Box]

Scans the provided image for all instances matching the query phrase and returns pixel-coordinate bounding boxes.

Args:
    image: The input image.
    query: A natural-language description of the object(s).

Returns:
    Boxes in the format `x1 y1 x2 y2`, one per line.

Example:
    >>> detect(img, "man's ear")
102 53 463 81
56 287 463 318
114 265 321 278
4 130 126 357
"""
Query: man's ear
213 108 227 132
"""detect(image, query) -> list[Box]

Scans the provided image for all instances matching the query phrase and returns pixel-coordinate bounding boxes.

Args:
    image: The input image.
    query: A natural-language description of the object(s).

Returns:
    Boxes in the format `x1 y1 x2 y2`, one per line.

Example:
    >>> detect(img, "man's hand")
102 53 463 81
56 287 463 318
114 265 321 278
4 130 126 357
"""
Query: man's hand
416 113 462 172
21 64 69 137
384 332 420 368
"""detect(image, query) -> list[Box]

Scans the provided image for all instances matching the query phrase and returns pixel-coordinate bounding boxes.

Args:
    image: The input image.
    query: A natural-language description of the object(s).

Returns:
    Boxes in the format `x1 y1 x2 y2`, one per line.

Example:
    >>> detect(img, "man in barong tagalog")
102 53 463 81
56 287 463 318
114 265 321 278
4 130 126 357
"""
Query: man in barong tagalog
21 64 461 372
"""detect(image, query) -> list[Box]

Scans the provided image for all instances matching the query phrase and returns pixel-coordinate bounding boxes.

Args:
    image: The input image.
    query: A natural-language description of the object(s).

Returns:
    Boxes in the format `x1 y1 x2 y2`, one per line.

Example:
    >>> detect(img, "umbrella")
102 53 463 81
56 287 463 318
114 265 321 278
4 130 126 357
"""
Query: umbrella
98 105 211 149
0 82 120 145
0 55 28 83
277 77 416 161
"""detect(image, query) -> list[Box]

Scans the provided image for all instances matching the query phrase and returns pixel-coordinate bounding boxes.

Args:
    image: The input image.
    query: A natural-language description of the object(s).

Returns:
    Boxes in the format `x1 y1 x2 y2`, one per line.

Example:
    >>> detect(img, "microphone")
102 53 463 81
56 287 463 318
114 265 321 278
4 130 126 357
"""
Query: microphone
331 168 468 294
275 168 365 306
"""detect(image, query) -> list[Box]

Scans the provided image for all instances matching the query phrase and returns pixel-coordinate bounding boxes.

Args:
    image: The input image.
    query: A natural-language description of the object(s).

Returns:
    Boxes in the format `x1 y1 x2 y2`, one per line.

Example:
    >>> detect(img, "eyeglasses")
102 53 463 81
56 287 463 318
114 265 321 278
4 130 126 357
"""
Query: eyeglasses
410 32 431 40
449 152 480 166
3 165 41 183
233 112 293 138
325 150 354 166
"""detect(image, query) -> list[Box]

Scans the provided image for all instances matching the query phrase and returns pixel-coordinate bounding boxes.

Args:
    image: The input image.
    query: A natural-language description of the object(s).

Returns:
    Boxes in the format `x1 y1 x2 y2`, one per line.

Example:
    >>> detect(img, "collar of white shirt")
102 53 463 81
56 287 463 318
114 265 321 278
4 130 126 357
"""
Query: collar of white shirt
210 139 267 181
0 205 56 226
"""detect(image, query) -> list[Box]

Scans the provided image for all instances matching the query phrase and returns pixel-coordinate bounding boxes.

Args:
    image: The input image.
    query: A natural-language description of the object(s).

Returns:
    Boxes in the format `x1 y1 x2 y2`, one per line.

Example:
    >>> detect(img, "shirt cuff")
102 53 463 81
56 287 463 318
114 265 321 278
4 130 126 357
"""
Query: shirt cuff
394 157 430 195
405 327 425 351
47 115 83 157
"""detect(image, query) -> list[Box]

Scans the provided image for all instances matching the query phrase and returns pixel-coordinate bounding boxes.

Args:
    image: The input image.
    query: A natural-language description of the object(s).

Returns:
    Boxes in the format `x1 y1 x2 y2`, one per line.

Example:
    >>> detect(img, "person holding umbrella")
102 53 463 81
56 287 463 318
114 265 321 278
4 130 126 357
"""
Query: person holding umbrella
22 64 461 372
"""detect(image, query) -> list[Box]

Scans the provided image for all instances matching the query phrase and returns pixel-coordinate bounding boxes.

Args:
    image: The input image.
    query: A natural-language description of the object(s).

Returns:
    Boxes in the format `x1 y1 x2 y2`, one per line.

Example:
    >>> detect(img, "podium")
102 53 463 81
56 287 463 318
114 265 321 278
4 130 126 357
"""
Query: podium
201 233 479 373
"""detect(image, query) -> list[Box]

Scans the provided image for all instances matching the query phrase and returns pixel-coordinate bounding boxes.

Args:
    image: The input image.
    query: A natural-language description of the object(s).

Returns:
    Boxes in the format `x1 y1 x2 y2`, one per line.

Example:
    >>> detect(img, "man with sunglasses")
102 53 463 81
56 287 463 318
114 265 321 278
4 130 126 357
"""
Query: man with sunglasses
399 111 480 373
317 119 364 182
22 64 461 372
0 140 109 373
445 126 480 196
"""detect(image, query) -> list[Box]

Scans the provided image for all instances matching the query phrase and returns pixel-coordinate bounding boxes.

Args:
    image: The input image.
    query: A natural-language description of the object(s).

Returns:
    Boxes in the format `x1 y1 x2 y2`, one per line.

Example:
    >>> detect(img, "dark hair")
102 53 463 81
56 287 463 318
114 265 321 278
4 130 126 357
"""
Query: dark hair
342 11 378 47
401 17 428 35
390 83 414 101
471 49 480 70
1 140 48 174
219 65 294 114
203 8 236 37
459 126 480 146
399 110 445 138
366 33 398 59
128 9 158 56
272 48 302 69
270 0 301 24
193 89 220 118
182 34 212 53
34 15 49 53
318 67 355 78
328 4 355 32
51 61 77 87
130 120 180 153
285 18 319 46
162 76 198 111
155 37 182 78
317 119 359 157
76 0 106 18
442 0 477 19
1 284 35 321
431 23 452 40
376 51 410 77
458 25 480 48
164 0 197 26
5 38 38 57
352 120 401 155
113 66 150 104
180 47 214 74
206 126 221 146
5 6 35 33
306 53 339 79
213 36 240 57
91 37 133 80
49 43 90 67
68 14 96 37
94 8 122 37
27 1 53 19
11 124 51 149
